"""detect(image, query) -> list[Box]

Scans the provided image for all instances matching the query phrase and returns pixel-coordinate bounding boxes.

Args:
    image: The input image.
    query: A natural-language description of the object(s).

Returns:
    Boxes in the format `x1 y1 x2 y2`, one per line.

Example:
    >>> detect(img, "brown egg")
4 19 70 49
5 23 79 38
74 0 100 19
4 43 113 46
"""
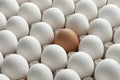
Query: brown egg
54 28 80 53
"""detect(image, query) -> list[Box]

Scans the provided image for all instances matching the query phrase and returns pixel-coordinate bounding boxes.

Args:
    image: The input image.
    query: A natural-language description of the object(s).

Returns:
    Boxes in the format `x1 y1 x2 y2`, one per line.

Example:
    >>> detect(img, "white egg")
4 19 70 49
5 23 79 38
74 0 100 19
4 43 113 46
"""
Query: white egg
105 44 120 64
95 59 120 80
1 54 29 80
18 2 41 25
0 30 18 55
17 36 41 62
27 63 53 80
99 4 120 27
0 0 19 18
30 22 54 46
5 16 29 39
89 18 113 43
67 52 94 79
79 35 104 60
31 0 52 11
108 0 120 8
41 44 67 72
0 12 7 30
0 74 10 80
114 27 120 43
16 0 30 5
0 51 3 67
92 0 107 8
66 13 89 36
75 0 98 21
52 0 75 16
54 69 81 80
42 7 65 30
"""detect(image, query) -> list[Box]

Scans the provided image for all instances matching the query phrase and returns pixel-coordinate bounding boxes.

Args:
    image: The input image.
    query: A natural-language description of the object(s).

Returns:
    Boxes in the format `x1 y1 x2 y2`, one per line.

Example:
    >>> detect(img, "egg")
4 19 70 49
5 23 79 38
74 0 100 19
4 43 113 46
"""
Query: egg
99 4 120 27
89 18 113 43
92 0 107 8
54 69 81 80
17 36 41 62
41 44 67 72
42 7 65 30
31 0 52 11
67 52 94 79
5 16 29 39
52 0 75 16
108 0 120 8
0 0 19 18
105 44 120 64
0 30 18 55
27 63 53 80
95 59 120 80
54 29 79 52
114 27 120 43
30 22 54 46
66 13 89 36
0 12 7 30
0 51 3 67
75 0 98 21
79 35 104 60
1 54 29 80
18 2 41 25
16 0 30 5
0 74 10 80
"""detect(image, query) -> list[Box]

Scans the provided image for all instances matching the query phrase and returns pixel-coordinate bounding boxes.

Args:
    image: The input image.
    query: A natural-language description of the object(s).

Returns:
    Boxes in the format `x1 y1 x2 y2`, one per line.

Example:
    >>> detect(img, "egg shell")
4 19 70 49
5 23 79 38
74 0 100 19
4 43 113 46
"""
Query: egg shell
0 0 19 18
75 0 98 21
18 2 41 25
16 0 30 5
27 63 53 80
0 51 4 67
17 36 41 62
30 22 54 46
0 12 7 30
41 44 67 72
89 18 113 43
66 13 89 36
54 69 81 80
0 74 10 80
108 0 120 8
95 59 120 80
79 35 104 60
52 0 75 16
114 27 120 43
54 29 79 52
5 16 29 39
67 52 94 79
93 0 107 8
99 4 120 27
1 54 29 80
31 0 52 11
105 44 120 64
0 30 18 55
42 7 65 30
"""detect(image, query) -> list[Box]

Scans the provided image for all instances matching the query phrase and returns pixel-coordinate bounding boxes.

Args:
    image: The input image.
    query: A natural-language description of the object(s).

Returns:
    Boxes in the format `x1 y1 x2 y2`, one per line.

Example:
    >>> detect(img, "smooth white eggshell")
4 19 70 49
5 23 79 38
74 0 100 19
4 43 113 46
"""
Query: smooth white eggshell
54 69 81 80
1 54 29 80
41 44 67 72
95 59 120 80
30 22 54 45
108 0 120 8
93 0 107 8
27 63 53 80
105 44 120 64
17 36 41 62
53 0 75 16
99 4 120 27
0 30 18 55
16 0 30 5
42 8 65 30
67 52 94 79
75 0 98 21
0 0 19 18
66 13 89 36
0 51 3 66
31 0 52 11
114 27 120 43
89 18 113 43
5 16 29 39
79 35 104 60
18 2 41 25
0 74 10 80
0 12 7 30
